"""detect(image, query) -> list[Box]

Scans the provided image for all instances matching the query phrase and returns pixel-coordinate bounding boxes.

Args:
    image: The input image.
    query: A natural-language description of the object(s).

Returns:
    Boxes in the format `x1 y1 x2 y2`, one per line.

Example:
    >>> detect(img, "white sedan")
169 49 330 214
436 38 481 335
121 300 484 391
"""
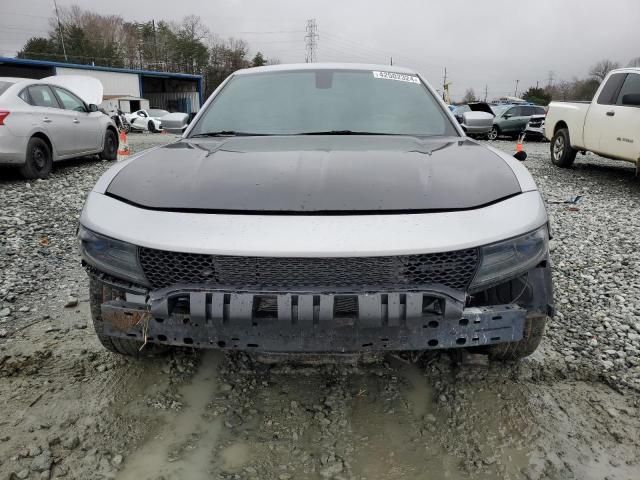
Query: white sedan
124 109 163 133
0 76 118 179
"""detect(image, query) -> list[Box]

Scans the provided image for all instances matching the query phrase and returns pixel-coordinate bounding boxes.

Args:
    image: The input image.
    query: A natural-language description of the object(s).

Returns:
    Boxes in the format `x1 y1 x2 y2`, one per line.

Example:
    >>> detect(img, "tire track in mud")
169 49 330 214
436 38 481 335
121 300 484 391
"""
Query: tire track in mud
117 351 224 480
208 354 484 479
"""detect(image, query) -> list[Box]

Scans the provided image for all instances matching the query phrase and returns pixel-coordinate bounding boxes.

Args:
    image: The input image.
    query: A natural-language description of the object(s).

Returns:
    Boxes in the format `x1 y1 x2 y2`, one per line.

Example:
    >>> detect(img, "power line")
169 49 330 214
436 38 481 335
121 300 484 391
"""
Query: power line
304 19 318 63
239 30 305 35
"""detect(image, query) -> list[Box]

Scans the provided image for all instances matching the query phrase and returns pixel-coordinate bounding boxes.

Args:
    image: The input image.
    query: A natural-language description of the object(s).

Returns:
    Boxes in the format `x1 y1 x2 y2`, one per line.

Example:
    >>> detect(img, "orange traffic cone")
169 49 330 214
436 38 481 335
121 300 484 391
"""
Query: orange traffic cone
117 130 130 161
516 133 524 153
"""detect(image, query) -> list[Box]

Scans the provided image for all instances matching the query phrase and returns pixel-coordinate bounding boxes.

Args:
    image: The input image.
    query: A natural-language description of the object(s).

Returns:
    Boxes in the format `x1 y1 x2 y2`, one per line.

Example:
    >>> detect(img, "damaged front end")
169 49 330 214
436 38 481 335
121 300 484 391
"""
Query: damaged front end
98 285 531 352
80 224 553 354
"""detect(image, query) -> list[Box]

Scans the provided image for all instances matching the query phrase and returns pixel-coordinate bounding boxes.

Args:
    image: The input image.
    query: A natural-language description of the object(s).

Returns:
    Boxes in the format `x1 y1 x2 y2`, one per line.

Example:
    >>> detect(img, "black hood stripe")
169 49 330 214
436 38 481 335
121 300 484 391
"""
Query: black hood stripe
106 136 521 213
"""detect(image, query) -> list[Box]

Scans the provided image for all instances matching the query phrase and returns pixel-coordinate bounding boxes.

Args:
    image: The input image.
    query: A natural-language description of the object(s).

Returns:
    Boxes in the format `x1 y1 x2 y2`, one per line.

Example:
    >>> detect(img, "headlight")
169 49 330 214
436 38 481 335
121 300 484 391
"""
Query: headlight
78 225 149 286
470 225 549 291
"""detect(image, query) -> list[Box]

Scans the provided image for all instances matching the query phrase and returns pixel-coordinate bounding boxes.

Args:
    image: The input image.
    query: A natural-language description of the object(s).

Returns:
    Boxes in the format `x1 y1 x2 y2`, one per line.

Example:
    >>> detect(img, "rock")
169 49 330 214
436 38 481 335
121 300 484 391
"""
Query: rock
62 435 80 450
0 308 10 318
64 297 78 308
0 328 7 338
30 450 52 472
47 434 60 446
27 444 42 457
320 461 343 478
112 454 123 466
16 469 30 480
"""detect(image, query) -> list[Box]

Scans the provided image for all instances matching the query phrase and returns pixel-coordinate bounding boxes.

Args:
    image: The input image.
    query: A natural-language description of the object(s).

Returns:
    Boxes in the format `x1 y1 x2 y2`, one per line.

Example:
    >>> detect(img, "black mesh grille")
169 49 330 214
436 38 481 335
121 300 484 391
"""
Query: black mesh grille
138 248 479 292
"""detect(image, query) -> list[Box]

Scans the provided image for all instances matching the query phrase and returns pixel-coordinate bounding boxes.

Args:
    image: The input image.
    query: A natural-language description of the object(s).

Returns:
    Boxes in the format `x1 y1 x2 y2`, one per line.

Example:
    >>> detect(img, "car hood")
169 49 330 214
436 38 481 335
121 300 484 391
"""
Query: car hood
42 75 103 105
105 136 521 213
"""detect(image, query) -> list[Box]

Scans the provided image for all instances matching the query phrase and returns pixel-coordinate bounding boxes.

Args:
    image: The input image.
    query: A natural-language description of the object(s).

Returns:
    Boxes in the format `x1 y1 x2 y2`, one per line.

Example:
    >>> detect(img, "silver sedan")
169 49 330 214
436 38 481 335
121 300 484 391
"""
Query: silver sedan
0 77 118 179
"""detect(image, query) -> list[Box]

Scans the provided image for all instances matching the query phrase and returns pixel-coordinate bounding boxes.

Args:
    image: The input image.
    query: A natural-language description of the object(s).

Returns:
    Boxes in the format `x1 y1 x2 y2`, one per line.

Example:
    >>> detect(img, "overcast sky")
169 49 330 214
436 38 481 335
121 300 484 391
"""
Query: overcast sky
1 0 638 100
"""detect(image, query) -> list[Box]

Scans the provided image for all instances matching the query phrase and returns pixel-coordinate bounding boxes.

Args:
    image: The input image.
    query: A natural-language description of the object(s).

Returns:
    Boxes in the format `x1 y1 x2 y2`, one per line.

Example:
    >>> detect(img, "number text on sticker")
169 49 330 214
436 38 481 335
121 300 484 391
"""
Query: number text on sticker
372 71 421 84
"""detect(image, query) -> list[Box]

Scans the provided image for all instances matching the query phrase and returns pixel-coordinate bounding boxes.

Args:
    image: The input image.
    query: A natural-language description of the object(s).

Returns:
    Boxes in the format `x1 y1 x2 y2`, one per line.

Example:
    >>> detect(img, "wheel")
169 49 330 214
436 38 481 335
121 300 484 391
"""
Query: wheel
123 122 131 134
148 120 159 133
487 126 499 141
89 277 166 357
550 128 577 167
99 129 118 161
486 315 547 361
19 137 52 179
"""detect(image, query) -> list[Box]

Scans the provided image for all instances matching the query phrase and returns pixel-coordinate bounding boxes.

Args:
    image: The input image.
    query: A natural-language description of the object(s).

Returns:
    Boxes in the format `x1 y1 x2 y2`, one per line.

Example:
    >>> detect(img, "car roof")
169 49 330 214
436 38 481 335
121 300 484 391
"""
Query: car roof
609 67 640 75
234 62 418 76
0 77 26 83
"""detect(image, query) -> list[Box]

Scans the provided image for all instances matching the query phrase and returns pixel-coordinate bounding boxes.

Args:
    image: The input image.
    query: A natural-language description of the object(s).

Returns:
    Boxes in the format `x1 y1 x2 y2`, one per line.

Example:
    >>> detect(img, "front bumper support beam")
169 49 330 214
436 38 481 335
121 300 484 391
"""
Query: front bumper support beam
100 288 526 352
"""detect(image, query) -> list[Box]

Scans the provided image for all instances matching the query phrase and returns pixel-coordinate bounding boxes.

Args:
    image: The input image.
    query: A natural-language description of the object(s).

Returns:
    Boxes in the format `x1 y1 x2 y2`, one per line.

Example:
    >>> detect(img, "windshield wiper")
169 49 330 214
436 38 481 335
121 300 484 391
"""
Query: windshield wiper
190 130 271 138
297 130 397 136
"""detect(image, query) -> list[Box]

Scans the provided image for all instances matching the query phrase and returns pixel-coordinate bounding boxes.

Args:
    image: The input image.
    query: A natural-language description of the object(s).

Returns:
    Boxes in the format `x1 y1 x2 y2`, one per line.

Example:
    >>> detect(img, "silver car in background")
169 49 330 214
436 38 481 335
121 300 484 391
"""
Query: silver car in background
149 108 191 133
0 76 118 179
450 102 495 138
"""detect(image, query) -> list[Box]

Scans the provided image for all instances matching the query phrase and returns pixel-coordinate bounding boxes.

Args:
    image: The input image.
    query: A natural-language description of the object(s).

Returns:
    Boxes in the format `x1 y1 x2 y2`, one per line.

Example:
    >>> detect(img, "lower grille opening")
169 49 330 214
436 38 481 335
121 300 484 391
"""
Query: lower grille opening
253 295 278 319
334 295 358 318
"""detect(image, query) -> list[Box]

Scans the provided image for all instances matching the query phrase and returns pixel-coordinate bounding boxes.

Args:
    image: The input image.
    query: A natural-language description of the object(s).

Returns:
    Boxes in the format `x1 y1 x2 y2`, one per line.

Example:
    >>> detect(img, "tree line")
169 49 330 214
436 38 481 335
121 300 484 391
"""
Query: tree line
17 5 277 96
462 57 640 105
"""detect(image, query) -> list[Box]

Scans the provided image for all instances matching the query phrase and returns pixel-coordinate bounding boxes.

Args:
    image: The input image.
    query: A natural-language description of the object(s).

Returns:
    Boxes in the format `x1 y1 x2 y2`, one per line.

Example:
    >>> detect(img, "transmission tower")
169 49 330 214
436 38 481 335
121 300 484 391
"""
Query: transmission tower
305 19 319 63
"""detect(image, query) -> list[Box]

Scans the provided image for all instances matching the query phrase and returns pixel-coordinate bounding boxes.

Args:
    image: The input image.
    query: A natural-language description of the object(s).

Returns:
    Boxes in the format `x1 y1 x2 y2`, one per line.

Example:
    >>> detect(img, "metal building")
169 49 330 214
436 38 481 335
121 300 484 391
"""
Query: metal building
0 57 203 113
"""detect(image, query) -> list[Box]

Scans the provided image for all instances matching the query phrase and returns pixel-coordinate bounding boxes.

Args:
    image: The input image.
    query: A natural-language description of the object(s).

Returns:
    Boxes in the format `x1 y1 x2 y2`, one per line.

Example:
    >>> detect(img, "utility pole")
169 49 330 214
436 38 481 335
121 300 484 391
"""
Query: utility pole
152 19 158 67
390 57 393 66
53 0 68 61
304 19 319 63
514 79 520 98
484 84 488 102
547 71 555 88
442 67 447 100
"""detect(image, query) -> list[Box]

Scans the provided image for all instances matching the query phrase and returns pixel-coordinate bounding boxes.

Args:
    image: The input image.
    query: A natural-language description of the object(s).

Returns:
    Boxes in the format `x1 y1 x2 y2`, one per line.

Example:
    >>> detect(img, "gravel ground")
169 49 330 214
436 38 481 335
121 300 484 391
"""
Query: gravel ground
0 136 639 479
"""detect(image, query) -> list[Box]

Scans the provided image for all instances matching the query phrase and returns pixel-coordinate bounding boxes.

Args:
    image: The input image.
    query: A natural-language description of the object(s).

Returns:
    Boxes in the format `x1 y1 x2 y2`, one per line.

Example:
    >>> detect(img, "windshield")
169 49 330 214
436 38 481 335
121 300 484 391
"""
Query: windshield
491 105 510 115
189 69 458 137
149 109 169 117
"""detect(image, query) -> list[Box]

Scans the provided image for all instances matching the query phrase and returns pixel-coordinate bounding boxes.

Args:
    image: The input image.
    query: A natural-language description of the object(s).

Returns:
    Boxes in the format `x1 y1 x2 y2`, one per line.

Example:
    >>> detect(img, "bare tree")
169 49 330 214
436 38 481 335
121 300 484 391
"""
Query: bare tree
628 57 640 68
462 88 477 103
589 59 620 81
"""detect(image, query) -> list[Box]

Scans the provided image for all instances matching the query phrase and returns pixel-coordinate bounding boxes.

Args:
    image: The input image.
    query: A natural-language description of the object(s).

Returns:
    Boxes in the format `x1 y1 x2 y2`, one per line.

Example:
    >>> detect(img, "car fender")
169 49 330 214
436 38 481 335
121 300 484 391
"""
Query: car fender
24 126 60 160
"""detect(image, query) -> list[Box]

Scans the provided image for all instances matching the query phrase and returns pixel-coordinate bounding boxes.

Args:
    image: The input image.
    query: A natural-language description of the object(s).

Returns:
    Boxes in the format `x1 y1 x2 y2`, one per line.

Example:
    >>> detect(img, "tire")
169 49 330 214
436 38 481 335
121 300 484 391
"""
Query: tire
486 315 547 361
89 277 166 358
487 126 499 141
99 129 118 161
148 120 158 133
550 128 577 167
20 137 52 179
124 122 131 134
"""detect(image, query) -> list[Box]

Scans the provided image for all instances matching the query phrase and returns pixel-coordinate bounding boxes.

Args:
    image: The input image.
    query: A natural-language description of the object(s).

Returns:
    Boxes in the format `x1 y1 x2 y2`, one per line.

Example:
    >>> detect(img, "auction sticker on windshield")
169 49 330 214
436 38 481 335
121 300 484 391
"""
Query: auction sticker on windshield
372 71 421 84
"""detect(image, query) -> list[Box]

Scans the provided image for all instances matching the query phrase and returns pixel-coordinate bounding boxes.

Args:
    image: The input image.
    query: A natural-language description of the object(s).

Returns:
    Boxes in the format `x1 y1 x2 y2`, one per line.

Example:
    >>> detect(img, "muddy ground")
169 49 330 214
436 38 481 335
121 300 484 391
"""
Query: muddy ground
1 136 639 480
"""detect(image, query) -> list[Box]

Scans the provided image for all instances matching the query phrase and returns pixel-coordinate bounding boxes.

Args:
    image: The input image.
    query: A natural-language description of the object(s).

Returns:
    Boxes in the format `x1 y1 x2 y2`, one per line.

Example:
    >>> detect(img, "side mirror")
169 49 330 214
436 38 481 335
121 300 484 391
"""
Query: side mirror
88 104 99 112
455 115 463 124
513 151 527 161
622 94 640 106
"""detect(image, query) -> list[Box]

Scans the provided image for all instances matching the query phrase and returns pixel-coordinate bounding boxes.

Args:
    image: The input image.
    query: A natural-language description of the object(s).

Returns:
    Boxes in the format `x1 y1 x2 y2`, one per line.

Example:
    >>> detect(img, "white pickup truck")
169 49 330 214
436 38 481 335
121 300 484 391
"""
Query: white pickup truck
544 68 640 172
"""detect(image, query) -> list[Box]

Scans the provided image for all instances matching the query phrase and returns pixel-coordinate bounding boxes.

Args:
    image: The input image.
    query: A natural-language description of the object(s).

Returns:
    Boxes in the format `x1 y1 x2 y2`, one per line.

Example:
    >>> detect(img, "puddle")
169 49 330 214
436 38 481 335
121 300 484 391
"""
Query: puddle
117 351 223 480
396 357 433 418
221 442 250 471
349 360 466 480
